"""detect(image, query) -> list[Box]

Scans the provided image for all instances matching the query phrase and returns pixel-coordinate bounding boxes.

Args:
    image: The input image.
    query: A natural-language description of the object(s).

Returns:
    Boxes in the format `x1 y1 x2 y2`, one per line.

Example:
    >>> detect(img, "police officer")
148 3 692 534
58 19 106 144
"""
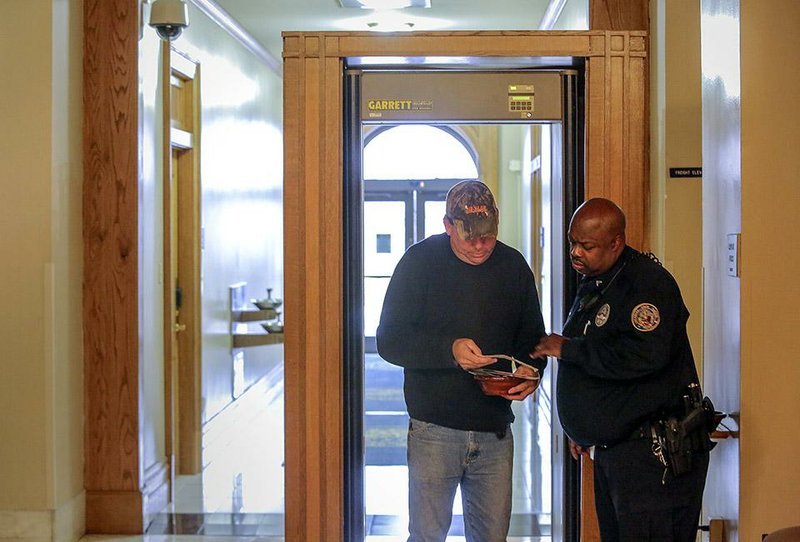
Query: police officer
533 198 711 542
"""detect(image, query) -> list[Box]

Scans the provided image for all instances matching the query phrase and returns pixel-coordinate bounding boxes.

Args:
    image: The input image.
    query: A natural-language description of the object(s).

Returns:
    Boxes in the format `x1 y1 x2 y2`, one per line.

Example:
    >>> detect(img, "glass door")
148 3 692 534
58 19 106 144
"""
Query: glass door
362 178 452 537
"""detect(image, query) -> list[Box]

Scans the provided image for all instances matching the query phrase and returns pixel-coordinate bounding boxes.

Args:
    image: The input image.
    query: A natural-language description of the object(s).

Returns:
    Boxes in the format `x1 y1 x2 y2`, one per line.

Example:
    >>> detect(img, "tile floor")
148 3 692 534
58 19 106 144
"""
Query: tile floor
140 356 552 541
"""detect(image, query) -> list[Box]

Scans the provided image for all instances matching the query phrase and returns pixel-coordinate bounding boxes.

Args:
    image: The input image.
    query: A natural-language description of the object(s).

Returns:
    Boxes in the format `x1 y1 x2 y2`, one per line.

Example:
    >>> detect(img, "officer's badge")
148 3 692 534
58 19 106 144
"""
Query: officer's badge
595 303 611 327
631 303 660 332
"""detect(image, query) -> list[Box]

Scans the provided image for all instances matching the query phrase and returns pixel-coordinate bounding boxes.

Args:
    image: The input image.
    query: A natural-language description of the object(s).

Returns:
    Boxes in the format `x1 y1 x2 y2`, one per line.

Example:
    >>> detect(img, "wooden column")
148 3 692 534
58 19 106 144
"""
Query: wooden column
587 0 650 250
83 0 144 533
283 34 345 542
585 31 649 250
580 4 651 540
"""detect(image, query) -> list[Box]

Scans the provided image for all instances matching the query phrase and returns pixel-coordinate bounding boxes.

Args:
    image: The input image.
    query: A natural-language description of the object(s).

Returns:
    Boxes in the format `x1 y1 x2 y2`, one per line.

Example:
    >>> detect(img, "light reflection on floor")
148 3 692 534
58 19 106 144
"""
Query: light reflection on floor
142 361 551 540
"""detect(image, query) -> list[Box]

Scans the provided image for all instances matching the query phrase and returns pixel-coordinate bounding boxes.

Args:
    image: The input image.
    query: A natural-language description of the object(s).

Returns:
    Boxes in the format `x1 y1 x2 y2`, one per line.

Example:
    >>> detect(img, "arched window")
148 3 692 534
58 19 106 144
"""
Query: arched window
364 125 479 181
362 125 480 340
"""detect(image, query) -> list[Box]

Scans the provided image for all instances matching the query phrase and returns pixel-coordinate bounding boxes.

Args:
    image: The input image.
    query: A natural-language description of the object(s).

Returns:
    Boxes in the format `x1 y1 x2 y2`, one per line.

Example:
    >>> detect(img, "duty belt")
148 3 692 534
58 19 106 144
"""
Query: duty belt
597 420 652 449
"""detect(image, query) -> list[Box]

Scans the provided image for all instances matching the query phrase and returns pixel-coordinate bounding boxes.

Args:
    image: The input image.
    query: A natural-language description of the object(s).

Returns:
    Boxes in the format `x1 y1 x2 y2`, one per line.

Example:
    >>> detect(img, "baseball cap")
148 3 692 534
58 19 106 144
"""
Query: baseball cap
445 180 499 240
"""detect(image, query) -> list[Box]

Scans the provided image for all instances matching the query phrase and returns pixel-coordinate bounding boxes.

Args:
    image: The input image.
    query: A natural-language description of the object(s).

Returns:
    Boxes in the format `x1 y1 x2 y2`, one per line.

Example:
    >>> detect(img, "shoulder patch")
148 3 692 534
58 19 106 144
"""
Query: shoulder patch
595 303 611 327
631 303 660 332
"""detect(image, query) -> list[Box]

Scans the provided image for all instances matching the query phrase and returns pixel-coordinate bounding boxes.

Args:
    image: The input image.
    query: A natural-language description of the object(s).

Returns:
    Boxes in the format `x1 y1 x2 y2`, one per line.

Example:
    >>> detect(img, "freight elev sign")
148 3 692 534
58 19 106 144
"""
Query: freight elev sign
669 167 702 178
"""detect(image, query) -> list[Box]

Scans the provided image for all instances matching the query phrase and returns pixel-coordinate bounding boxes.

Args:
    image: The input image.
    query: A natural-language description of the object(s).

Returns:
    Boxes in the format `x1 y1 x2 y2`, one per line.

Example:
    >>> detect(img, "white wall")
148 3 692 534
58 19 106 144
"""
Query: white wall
178 5 284 422
138 4 285 484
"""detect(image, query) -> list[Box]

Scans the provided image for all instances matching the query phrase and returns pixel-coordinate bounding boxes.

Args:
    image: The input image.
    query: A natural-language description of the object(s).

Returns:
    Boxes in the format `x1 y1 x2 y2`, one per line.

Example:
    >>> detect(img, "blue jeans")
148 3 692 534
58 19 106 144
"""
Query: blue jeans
406 418 514 542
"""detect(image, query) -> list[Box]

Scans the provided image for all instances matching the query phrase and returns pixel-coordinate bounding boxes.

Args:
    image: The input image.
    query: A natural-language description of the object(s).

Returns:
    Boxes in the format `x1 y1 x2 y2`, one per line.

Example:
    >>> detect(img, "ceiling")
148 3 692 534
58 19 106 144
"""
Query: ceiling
211 0 575 66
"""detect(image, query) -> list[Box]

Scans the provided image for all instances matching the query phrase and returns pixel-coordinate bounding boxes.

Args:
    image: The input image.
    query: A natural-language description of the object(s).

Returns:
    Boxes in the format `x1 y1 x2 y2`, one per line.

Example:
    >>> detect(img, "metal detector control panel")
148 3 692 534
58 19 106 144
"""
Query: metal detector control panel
361 71 564 123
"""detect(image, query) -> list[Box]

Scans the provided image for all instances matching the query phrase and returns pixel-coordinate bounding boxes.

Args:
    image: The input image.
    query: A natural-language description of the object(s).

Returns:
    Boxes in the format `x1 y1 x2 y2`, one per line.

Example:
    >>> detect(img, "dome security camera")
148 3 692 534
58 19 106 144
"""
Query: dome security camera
149 0 190 41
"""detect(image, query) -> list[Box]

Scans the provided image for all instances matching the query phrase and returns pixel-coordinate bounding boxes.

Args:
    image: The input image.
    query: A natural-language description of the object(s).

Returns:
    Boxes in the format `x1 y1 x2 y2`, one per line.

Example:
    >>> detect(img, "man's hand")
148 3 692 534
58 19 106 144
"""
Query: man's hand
569 439 589 461
531 333 567 359
451 338 495 370
499 365 540 401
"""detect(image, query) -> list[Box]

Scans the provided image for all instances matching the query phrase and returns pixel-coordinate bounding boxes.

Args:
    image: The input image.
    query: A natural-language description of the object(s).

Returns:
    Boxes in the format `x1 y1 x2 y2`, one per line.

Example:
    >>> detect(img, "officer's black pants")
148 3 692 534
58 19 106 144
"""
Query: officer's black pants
593 437 710 542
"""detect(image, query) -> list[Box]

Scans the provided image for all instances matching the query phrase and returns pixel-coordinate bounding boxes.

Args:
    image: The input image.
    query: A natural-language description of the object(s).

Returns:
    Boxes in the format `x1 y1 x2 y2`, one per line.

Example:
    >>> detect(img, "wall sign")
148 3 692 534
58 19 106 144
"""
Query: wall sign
727 233 740 277
669 167 703 178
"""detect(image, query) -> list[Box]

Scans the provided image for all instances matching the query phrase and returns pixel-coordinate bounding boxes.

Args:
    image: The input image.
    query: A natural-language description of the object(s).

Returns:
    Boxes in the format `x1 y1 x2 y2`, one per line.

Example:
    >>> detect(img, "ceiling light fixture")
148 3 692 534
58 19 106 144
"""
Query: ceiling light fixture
339 0 431 9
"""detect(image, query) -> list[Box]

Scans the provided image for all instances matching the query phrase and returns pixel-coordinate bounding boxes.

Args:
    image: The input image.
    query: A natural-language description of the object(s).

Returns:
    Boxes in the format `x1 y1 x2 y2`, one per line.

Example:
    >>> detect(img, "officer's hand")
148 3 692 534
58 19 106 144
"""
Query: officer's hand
569 439 589 461
531 333 567 359
499 365 540 401
452 338 495 370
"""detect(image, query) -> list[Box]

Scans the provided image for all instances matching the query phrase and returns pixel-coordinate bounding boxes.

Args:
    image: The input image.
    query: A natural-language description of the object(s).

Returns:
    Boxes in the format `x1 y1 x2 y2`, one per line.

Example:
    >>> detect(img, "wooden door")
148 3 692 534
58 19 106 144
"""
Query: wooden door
163 47 203 478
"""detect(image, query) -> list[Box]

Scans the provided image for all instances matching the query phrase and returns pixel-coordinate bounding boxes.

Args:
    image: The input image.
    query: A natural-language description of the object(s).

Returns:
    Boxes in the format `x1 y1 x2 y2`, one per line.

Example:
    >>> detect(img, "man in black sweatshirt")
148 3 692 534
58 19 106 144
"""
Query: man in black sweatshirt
377 180 546 542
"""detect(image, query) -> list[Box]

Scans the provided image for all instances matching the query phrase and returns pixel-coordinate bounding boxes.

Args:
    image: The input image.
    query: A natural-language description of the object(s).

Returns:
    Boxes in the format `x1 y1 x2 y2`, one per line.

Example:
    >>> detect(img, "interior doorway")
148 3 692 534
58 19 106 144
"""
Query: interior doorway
162 46 203 485
344 68 583 541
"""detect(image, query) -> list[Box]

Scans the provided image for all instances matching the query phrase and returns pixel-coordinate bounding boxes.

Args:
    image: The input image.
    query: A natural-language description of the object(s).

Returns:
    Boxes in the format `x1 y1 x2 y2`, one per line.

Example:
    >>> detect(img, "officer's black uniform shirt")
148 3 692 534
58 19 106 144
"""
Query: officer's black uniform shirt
557 246 700 447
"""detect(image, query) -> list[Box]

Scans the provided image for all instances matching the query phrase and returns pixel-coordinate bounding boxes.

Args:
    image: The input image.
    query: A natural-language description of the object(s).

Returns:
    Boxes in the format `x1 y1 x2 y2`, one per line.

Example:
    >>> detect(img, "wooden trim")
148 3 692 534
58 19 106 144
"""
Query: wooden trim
85 490 144 534
585 32 649 250
172 52 203 476
161 40 176 499
282 50 305 541
83 0 142 533
283 30 602 59
580 455 601 541
321 54 345 540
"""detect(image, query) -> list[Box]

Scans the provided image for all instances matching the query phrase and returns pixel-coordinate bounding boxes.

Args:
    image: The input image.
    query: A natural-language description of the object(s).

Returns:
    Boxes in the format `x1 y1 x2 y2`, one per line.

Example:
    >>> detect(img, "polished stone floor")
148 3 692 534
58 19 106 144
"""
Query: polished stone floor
144 354 552 540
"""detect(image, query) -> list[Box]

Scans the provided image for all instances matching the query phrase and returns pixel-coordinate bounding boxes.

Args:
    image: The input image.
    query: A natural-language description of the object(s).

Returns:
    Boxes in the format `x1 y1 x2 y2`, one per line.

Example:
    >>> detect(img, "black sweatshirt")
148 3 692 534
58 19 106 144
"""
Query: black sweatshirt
376 233 546 433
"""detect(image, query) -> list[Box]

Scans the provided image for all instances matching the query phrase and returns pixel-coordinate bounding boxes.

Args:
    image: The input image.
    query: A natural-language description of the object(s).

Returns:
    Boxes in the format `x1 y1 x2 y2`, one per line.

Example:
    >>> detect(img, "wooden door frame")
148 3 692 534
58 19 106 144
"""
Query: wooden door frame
282 30 648 541
162 46 203 478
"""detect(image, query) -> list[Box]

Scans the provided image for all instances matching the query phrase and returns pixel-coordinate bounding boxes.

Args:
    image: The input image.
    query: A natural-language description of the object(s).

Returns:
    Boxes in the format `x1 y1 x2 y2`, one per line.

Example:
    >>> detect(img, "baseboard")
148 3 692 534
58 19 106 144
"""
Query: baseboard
85 490 144 534
0 510 51 542
54 491 86 542
0 492 85 542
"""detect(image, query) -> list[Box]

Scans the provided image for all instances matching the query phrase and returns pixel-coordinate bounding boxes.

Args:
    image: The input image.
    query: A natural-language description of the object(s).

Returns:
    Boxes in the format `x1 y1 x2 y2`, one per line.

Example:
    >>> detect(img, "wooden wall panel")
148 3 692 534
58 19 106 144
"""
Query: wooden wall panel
591 0 649 31
282 52 305 541
302 52 323 540
321 31 594 58
283 36 345 541
83 0 143 533
283 30 649 542
585 54 607 197
585 32 649 250
322 54 344 540
580 455 600 541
